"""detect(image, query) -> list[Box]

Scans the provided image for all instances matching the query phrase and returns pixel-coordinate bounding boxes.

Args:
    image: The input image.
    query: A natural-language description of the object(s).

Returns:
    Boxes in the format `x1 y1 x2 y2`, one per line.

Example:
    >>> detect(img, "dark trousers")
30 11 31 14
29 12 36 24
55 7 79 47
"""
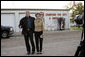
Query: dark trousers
35 31 43 52
59 23 61 30
24 30 35 53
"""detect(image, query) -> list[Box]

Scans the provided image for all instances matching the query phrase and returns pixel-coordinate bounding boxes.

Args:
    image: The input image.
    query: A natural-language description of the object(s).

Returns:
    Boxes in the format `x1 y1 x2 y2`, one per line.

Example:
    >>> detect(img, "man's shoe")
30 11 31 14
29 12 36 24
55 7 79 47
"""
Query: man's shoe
27 52 30 55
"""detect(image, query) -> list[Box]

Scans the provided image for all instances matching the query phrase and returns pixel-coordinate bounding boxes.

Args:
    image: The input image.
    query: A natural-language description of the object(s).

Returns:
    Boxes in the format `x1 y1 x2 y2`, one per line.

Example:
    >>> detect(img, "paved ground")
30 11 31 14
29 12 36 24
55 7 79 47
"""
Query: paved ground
1 30 82 56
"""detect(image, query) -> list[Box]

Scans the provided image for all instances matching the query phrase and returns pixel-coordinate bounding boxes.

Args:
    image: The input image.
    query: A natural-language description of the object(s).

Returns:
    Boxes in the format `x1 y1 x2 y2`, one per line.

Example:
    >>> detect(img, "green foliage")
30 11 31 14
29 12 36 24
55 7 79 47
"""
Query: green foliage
65 2 84 23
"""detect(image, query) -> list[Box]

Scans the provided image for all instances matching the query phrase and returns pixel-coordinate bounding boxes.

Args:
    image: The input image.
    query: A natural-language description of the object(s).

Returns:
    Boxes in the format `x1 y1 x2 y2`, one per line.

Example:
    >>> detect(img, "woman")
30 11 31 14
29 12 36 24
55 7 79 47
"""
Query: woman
34 13 44 54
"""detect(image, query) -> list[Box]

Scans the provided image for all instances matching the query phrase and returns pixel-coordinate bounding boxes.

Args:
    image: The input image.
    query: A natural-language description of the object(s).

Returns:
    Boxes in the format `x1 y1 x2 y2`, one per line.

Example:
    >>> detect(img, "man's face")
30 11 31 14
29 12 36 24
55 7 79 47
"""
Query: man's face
26 11 30 17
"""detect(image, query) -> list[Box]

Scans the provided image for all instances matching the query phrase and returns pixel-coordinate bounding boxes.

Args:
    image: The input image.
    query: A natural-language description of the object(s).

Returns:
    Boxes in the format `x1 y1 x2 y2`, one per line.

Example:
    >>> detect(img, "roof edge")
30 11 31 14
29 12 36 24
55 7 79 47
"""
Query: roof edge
1 8 70 11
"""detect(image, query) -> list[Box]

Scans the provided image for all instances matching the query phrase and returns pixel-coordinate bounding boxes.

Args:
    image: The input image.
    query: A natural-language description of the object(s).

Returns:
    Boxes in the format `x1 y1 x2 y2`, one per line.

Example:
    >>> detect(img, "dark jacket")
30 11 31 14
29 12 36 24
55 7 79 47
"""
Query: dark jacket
19 16 35 34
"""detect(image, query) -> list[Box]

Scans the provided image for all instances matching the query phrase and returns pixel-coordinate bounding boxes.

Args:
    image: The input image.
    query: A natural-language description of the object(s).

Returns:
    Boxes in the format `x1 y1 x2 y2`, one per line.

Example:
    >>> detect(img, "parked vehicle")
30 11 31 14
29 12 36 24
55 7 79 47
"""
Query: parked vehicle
1 25 14 38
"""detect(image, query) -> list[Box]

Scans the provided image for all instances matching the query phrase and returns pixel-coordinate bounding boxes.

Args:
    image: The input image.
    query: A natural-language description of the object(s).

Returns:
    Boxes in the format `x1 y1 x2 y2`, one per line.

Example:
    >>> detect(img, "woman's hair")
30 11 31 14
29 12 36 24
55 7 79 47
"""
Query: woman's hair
35 13 41 17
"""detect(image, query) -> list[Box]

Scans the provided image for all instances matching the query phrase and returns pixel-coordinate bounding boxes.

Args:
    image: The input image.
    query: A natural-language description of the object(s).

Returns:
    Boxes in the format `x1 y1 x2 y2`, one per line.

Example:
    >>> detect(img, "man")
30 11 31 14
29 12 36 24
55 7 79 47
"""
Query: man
58 17 63 30
19 11 35 55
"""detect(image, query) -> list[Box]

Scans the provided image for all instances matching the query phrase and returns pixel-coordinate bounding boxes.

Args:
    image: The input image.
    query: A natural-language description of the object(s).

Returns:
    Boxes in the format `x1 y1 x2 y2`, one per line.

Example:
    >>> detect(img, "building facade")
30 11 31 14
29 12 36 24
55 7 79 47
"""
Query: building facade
1 9 70 32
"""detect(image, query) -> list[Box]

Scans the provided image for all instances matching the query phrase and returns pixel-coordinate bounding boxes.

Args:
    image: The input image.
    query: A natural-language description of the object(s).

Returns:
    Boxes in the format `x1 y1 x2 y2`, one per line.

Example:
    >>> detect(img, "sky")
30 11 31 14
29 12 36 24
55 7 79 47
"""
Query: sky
1 1 84 9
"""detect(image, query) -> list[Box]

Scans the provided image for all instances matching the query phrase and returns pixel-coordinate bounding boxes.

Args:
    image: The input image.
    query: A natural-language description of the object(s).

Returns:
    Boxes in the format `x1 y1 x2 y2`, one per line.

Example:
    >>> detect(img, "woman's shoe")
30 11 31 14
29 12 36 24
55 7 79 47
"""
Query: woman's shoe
32 51 35 54
39 52 42 54
37 52 40 54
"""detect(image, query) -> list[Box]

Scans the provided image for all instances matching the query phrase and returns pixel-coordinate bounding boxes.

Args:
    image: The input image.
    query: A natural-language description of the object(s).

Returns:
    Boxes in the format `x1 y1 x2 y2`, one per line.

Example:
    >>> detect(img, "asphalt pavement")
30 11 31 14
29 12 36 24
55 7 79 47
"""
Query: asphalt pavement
1 30 81 56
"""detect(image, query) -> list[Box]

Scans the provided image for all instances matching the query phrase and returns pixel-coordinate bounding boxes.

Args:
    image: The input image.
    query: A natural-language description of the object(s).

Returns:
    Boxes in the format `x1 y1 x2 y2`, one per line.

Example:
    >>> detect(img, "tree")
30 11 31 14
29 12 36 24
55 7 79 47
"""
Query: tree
65 2 84 23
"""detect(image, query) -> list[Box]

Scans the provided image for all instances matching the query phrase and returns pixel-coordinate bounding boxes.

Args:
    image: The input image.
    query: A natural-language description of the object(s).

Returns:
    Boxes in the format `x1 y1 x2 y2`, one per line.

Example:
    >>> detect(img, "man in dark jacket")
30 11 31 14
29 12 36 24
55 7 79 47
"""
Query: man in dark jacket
19 11 35 55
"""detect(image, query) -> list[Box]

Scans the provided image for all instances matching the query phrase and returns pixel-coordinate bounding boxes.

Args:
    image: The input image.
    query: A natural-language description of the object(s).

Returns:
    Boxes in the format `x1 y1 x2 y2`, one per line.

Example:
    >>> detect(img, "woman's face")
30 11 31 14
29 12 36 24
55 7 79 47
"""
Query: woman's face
36 14 41 18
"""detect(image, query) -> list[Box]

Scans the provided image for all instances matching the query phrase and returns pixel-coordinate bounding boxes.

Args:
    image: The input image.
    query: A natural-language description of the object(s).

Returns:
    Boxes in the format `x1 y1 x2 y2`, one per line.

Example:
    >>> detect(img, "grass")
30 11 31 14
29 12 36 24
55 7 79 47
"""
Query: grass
70 26 83 31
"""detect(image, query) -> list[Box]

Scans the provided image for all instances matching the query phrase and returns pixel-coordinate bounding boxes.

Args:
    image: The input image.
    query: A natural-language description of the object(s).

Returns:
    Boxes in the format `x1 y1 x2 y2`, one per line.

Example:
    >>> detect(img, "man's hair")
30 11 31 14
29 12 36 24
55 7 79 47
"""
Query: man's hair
26 11 30 14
